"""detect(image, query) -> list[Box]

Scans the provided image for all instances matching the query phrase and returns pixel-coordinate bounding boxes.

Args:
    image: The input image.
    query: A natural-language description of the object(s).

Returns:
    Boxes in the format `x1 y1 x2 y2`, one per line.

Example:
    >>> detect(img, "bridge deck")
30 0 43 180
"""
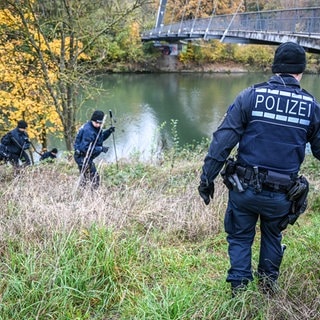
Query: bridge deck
142 7 320 53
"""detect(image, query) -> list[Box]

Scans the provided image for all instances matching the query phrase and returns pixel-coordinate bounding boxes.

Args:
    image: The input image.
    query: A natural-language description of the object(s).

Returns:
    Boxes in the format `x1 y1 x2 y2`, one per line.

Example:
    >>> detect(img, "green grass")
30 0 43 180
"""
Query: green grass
0 150 319 319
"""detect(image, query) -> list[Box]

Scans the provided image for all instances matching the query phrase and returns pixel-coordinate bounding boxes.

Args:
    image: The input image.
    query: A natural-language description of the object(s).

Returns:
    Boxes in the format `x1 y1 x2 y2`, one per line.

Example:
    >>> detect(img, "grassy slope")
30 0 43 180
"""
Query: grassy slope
0 147 319 319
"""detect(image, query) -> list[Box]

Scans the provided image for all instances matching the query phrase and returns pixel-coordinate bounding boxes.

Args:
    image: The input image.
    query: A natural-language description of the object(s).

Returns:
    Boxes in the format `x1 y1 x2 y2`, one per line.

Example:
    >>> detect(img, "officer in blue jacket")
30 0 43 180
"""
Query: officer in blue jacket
40 148 58 162
0 120 31 169
74 110 115 189
198 42 320 296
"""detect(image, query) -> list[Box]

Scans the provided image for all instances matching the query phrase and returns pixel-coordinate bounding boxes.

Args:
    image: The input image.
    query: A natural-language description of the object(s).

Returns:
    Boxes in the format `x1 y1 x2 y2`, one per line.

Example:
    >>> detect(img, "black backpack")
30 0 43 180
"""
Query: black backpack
1 132 12 146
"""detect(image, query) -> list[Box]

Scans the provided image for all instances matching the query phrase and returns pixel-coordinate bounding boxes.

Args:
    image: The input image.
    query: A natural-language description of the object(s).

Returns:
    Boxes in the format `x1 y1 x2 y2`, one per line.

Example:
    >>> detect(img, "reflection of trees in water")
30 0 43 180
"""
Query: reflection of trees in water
103 104 168 163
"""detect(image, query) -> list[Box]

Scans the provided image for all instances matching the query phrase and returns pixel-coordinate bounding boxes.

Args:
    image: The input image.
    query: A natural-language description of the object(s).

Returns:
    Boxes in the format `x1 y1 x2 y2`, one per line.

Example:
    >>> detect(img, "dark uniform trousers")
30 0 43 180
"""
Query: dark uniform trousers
225 186 291 284
74 153 99 189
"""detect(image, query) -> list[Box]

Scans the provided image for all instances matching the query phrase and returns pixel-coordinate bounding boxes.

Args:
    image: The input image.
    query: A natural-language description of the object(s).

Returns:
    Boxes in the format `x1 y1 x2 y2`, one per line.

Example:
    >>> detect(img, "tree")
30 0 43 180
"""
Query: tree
0 6 62 147
164 0 246 23
0 0 150 151
163 0 317 23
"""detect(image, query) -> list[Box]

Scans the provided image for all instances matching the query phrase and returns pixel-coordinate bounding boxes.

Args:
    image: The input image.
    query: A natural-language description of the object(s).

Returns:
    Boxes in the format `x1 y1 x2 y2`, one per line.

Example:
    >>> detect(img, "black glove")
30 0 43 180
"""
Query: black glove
109 126 115 133
198 181 214 205
23 137 31 150
102 146 109 153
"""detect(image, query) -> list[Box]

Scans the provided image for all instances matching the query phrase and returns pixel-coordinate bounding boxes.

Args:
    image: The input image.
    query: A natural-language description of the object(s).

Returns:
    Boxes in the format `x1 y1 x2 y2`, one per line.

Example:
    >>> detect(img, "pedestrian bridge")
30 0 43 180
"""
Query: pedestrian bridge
141 7 320 53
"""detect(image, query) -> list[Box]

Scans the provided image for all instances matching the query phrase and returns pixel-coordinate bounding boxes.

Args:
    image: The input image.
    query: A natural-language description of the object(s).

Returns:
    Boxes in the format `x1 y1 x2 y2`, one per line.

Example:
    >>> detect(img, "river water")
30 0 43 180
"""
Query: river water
51 72 320 163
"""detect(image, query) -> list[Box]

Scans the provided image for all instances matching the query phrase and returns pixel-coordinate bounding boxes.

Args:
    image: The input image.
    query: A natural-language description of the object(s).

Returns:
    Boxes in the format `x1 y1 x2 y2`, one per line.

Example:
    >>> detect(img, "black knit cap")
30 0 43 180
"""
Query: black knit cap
91 110 104 123
51 148 58 154
272 42 306 74
17 120 28 129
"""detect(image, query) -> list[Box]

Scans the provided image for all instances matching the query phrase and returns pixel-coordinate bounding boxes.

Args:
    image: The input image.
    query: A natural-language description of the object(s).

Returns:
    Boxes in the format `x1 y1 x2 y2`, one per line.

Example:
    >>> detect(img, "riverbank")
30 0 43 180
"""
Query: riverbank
107 54 319 74
155 55 251 73
108 55 256 73
0 150 319 318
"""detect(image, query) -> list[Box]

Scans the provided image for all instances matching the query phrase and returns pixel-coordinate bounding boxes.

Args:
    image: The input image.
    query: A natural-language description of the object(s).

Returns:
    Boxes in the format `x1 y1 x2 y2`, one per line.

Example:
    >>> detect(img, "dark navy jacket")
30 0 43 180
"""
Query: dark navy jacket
1 127 30 154
74 121 113 159
40 151 56 161
0 127 31 165
201 74 320 184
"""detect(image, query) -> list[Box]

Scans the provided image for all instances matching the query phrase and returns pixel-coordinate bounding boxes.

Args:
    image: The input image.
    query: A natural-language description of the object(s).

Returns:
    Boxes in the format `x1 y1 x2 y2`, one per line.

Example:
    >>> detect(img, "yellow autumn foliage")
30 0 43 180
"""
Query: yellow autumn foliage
0 6 89 147
0 9 59 143
49 38 90 61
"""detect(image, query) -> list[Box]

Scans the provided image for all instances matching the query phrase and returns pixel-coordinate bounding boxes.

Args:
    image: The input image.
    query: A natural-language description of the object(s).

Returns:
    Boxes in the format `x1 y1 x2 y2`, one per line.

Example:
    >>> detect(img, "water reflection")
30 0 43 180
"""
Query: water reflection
94 73 268 163
109 104 162 162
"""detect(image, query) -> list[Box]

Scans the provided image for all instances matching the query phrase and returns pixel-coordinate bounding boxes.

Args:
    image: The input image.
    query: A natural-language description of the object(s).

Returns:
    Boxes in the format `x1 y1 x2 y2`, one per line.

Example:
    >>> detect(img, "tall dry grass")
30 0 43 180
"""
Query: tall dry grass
0 157 226 245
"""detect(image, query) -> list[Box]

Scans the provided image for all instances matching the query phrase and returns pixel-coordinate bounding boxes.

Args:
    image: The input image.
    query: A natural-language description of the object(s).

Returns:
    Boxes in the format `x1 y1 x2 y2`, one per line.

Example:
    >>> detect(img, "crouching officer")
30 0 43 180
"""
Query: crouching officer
40 148 58 162
0 120 31 171
198 42 320 297
74 110 115 189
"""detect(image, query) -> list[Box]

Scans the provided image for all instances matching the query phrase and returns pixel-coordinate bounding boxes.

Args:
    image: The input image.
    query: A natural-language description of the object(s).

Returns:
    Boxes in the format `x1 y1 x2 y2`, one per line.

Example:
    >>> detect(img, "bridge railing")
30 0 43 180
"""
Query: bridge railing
142 7 320 40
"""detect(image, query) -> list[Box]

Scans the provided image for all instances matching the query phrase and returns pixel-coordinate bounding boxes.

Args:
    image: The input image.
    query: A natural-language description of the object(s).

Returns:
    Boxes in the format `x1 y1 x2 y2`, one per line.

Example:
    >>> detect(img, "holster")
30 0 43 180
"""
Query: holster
278 175 309 231
221 158 245 192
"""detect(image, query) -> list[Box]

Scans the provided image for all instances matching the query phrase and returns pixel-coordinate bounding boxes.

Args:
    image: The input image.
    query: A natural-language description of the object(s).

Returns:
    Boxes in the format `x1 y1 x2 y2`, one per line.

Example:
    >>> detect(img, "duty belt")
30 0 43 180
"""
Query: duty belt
235 165 296 193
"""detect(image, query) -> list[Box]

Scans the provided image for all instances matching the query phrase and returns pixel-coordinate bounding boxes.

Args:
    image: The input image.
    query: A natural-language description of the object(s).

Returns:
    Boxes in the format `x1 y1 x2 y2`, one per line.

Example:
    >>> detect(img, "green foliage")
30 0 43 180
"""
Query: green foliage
179 42 207 64
0 226 138 318
168 119 180 169
142 41 161 56
179 43 196 64
102 162 157 187
1 218 319 318
106 41 125 62
200 40 226 62
178 41 275 68
301 155 320 178
149 121 167 164
234 44 274 68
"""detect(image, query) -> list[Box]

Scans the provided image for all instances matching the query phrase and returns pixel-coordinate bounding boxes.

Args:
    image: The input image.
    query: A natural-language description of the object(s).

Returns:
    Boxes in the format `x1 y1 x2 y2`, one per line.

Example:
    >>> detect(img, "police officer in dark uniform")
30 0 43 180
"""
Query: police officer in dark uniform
74 110 115 189
198 42 320 296
0 120 31 169
40 148 58 162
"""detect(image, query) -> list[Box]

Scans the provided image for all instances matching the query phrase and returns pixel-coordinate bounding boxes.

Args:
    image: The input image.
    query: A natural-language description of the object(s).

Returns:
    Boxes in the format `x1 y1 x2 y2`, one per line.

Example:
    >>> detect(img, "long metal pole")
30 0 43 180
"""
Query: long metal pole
109 110 118 170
